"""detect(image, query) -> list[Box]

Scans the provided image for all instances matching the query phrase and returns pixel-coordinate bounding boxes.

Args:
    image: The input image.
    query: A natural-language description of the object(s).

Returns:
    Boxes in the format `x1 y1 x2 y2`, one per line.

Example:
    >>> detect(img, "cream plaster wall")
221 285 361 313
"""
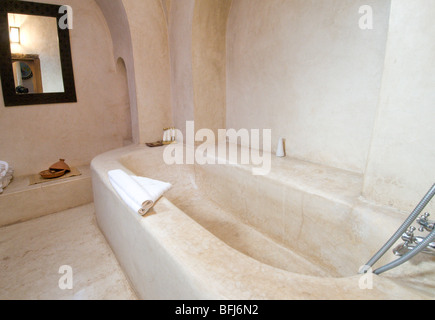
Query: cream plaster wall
192 0 232 134
115 58 133 145
226 0 434 212
122 0 173 144
0 0 131 176
227 0 391 174
168 0 232 139
168 0 195 138
161 0 171 25
363 0 435 213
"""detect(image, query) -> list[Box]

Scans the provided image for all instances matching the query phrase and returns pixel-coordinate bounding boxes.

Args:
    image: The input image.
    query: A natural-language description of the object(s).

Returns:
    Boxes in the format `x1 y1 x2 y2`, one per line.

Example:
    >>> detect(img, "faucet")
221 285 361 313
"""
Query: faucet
361 184 435 275
393 224 435 256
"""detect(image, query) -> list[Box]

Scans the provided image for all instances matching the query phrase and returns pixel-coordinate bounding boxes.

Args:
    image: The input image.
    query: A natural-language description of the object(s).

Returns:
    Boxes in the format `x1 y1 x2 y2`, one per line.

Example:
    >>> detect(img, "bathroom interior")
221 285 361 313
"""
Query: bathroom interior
0 0 434 300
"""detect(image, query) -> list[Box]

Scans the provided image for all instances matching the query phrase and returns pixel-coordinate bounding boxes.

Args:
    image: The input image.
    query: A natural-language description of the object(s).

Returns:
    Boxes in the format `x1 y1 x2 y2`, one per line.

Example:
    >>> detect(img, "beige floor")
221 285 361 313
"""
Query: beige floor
0 203 138 300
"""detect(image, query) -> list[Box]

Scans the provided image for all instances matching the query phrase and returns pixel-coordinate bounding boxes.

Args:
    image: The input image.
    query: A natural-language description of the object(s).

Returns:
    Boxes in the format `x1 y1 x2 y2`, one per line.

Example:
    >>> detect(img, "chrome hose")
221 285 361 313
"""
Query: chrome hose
374 228 435 275
361 183 435 273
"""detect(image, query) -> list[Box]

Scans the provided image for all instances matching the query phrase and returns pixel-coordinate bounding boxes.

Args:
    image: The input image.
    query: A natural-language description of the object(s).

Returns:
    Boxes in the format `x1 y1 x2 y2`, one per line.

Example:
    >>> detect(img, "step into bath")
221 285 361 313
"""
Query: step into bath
0 165 93 227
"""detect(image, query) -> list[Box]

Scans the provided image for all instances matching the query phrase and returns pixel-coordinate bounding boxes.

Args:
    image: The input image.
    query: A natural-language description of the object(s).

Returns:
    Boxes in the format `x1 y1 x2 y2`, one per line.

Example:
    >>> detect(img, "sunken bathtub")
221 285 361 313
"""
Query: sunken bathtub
91 144 434 299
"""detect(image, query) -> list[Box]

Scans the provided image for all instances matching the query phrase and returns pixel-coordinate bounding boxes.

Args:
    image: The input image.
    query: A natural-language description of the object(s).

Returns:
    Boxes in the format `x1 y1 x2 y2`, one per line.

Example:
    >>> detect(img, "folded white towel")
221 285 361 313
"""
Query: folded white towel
0 161 13 194
108 169 171 216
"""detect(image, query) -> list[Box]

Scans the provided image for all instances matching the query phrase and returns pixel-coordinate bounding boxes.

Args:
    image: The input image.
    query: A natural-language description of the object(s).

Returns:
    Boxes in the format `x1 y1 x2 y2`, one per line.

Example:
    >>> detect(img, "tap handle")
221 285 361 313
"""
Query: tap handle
402 226 416 242
417 212 433 232
406 226 416 236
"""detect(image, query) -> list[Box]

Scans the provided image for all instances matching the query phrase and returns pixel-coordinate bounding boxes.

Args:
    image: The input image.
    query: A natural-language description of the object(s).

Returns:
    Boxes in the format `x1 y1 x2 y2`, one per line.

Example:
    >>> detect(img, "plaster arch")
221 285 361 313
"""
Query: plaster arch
95 0 138 143
96 0 172 144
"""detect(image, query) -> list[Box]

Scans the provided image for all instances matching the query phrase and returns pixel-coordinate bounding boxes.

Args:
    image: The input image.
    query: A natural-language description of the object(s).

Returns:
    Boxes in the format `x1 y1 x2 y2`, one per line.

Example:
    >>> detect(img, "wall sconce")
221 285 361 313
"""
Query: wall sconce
9 26 20 44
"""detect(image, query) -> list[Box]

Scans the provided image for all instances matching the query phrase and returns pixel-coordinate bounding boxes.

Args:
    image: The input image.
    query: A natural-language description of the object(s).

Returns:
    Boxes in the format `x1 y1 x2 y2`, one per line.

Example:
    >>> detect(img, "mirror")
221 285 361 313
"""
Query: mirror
12 58 43 94
0 1 76 106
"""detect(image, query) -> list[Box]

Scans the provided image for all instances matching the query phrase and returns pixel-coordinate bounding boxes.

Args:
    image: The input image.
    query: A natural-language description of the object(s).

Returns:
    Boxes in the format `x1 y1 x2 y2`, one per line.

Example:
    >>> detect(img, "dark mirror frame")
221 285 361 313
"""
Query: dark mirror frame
0 0 76 107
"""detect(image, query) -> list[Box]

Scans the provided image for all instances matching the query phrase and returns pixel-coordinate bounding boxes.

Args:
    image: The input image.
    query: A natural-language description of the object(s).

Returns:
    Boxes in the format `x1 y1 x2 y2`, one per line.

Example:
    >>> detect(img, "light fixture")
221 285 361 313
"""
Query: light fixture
9 26 20 44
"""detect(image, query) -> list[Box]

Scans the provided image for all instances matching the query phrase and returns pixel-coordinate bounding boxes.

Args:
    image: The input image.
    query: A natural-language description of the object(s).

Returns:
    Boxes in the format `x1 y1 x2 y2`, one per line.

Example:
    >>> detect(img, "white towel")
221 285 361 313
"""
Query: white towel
0 161 13 194
108 169 171 216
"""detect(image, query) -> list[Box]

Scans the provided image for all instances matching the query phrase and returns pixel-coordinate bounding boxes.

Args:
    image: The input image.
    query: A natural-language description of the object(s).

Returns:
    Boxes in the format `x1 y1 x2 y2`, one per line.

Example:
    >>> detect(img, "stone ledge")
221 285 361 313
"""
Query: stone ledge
0 165 93 227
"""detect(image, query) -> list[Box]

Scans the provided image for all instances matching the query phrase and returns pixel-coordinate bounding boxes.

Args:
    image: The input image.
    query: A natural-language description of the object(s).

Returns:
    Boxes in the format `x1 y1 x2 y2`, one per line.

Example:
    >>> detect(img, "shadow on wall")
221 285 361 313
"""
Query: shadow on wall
116 57 133 145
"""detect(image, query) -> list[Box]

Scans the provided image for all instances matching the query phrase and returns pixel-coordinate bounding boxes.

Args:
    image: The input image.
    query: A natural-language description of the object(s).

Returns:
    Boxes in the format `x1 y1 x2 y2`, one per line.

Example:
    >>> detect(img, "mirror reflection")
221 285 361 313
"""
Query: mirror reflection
8 13 64 94
12 59 41 94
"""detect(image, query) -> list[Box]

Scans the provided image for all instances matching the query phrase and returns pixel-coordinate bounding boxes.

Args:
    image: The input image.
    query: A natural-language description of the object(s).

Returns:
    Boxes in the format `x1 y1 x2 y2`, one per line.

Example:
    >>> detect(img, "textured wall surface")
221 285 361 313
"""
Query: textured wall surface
363 0 435 212
168 0 195 138
168 0 232 139
227 0 391 173
192 0 232 135
122 0 173 144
